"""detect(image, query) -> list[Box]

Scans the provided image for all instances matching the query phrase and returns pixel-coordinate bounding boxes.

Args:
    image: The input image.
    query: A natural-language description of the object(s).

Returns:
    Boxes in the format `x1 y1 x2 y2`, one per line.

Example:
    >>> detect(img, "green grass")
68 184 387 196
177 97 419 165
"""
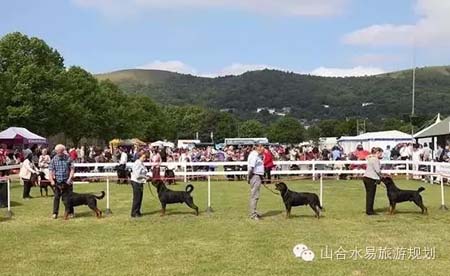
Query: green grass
1 178 449 276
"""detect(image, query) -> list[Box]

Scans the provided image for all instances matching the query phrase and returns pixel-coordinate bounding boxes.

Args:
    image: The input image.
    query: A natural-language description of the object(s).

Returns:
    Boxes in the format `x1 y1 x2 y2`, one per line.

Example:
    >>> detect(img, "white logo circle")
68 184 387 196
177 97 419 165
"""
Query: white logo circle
301 249 315 262
293 244 309 258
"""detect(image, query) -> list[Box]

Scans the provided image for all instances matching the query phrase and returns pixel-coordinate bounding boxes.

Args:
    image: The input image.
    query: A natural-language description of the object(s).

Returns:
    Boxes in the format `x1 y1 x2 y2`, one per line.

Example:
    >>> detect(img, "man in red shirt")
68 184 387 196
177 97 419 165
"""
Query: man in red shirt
263 146 275 184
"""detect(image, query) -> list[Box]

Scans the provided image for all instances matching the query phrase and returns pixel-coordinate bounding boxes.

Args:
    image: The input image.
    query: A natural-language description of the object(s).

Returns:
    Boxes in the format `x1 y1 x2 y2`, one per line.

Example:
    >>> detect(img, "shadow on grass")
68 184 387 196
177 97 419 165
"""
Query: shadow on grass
261 210 283 217
9 201 23 207
142 209 198 216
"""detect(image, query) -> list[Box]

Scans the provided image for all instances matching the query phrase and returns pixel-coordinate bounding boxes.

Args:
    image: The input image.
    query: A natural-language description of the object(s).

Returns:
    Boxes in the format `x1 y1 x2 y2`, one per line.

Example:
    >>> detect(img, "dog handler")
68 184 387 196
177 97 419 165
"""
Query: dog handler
247 143 265 220
130 151 148 218
362 147 383 216
49 144 75 219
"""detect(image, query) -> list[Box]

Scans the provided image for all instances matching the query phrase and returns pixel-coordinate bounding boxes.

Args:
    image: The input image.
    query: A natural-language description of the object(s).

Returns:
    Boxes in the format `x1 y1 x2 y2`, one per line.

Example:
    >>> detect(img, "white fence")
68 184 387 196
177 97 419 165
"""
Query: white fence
1 160 448 217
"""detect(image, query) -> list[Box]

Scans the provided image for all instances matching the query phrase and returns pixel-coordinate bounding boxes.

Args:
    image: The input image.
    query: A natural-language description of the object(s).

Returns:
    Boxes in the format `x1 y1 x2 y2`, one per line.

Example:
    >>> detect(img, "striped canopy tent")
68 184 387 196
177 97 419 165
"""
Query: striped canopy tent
0 127 47 146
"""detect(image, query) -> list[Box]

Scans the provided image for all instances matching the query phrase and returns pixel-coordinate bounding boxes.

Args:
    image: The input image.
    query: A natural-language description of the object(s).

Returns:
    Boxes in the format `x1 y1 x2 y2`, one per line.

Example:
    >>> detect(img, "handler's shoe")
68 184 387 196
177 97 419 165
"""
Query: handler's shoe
52 214 58 219
250 215 261 221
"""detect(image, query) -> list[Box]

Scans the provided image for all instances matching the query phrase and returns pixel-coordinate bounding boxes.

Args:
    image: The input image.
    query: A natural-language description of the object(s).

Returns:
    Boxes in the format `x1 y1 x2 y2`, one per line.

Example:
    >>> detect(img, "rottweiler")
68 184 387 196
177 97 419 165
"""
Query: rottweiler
59 183 105 220
381 176 427 215
152 180 198 216
274 182 323 219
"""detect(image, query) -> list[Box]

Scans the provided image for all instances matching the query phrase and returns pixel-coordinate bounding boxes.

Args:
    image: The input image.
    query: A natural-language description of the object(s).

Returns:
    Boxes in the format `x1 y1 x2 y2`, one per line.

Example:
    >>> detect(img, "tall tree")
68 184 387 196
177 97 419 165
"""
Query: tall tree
0 32 65 135
238 120 266 138
267 117 305 144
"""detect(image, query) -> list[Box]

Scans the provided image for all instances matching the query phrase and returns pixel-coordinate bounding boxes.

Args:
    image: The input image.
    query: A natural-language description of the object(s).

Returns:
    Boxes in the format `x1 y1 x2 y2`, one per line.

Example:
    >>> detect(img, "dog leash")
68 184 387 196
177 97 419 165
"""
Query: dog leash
262 182 280 195
146 181 158 200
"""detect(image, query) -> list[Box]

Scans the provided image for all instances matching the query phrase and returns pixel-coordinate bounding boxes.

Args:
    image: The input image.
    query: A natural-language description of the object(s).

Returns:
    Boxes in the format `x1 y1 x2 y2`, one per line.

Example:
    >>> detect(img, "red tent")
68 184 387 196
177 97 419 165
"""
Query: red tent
0 127 47 146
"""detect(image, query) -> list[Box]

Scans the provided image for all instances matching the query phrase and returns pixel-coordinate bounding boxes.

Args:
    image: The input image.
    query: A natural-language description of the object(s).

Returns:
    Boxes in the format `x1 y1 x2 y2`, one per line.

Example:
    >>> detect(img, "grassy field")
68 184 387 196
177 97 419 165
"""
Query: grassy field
1 178 449 276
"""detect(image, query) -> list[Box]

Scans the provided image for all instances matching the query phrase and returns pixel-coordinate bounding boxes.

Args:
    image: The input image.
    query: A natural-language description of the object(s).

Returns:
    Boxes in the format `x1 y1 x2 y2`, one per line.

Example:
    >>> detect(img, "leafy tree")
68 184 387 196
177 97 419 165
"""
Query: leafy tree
238 120 266 138
0 32 65 135
268 117 305 143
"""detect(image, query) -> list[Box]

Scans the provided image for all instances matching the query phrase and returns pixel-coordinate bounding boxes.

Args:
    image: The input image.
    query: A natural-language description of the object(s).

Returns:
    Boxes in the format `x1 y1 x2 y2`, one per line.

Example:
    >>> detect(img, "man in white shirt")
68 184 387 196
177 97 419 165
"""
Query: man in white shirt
247 143 265 220
130 151 148 218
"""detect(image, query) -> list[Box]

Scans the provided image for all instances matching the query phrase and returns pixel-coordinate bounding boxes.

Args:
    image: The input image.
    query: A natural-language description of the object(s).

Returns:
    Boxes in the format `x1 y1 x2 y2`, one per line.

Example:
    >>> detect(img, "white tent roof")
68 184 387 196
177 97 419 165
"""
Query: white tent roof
0 127 47 144
338 130 413 142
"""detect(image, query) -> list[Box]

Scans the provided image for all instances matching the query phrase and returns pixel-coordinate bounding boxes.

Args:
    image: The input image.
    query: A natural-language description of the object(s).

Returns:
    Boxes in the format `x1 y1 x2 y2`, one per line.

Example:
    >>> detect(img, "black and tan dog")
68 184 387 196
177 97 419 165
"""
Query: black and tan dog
275 182 323 219
34 172 55 197
381 176 427 215
59 183 105 220
152 180 198 216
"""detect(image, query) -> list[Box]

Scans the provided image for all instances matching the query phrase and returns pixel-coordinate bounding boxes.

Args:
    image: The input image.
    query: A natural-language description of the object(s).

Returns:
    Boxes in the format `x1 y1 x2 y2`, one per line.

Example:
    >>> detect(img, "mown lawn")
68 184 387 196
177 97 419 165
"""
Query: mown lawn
1 177 449 276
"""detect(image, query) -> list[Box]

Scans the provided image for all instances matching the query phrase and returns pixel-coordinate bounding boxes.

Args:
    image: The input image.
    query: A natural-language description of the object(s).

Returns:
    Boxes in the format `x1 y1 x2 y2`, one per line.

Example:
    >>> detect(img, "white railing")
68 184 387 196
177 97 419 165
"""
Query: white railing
1 160 448 217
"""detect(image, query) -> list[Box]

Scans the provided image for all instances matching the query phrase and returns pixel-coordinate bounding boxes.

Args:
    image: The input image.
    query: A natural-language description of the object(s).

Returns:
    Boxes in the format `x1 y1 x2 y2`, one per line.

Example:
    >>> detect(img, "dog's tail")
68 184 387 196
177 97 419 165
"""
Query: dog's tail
418 187 425 193
185 184 194 194
95 191 105 199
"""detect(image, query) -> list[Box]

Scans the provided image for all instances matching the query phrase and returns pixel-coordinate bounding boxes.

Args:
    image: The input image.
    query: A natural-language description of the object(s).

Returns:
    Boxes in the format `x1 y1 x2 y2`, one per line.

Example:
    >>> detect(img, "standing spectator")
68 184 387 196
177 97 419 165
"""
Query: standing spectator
38 148 51 180
130 151 148 218
117 147 129 184
247 143 265 220
362 147 383 216
19 153 38 200
151 148 161 181
263 146 274 184
0 146 6 166
331 146 341 161
69 147 78 161
49 144 75 219
422 143 432 161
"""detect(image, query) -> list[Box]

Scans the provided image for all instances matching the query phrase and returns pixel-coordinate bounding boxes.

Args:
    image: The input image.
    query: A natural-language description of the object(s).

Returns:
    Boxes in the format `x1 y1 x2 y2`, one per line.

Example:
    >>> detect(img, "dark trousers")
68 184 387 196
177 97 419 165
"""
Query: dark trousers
131 181 144 216
53 183 74 215
264 168 272 184
363 177 378 214
22 178 32 198
117 164 127 183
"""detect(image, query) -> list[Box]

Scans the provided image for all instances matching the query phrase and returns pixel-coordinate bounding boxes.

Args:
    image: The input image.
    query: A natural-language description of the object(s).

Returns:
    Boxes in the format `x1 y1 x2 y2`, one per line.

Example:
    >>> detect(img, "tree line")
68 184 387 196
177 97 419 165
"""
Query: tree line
0 32 427 146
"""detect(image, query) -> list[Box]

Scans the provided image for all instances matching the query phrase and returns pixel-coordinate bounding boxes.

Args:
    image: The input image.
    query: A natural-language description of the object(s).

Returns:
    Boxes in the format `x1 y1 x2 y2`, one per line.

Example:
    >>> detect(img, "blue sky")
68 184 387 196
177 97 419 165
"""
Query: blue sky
1 0 450 77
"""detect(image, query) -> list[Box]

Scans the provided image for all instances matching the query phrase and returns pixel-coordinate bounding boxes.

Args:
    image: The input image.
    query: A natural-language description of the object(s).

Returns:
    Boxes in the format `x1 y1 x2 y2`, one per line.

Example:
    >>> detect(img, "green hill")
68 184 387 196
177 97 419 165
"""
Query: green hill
96 69 179 85
95 66 450 120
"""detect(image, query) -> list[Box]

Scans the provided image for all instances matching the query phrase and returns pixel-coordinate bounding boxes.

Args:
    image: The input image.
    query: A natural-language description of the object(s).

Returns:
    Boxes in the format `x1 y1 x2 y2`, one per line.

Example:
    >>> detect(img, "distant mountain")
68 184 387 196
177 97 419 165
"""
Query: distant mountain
95 66 450 120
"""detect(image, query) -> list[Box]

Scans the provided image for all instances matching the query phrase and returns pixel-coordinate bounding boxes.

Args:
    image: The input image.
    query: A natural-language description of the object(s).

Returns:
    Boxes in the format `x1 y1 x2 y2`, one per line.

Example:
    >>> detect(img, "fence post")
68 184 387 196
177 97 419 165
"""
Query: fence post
184 161 187 183
105 176 112 215
440 175 448 211
206 175 213 213
319 173 323 207
6 178 12 218
429 161 435 184
312 162 316 181
405 160 410 180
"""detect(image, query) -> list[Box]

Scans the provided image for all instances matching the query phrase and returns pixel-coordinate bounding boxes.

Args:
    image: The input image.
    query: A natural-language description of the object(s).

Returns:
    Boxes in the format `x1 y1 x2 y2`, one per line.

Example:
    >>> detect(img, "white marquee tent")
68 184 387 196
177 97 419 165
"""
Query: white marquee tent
337 130 413 154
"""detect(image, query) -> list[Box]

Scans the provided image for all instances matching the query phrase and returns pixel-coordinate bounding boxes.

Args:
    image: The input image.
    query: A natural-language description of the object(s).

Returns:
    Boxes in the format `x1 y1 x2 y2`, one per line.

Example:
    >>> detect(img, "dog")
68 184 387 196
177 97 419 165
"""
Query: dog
381 176 427 215
37 171 55 197
59 183 105 220
164 168 176 185
274 182 323 219
152 180 198 216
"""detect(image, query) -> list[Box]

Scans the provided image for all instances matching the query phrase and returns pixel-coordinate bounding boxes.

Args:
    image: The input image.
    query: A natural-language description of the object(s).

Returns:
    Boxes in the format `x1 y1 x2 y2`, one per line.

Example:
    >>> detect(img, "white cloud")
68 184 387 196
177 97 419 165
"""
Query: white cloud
310 66 385 77
137 60 197 75
73 0 348 17
343 0 450 47
136 60 385 77
213 63 280 76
